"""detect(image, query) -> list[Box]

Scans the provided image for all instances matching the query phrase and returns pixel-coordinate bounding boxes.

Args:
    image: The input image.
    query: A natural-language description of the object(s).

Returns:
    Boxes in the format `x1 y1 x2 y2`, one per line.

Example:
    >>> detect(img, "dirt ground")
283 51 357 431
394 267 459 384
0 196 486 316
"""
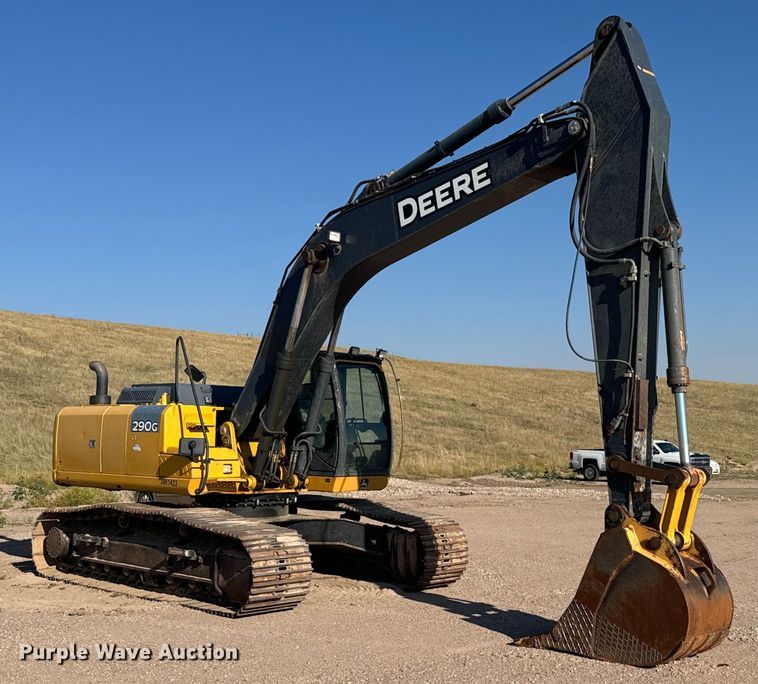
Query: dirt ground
1 477 756 683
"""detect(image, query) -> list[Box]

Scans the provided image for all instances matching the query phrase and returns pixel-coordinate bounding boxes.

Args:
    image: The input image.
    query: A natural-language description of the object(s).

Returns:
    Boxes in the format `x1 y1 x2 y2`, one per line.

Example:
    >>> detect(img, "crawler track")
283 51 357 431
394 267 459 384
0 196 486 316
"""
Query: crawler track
32 497 467 616
297 496 469 588
32 503 312 617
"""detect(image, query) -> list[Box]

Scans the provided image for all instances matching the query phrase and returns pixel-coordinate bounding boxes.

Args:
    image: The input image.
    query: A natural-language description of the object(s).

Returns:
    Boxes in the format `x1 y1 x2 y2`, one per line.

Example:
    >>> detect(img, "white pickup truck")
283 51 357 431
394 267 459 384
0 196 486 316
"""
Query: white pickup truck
570 440 720 482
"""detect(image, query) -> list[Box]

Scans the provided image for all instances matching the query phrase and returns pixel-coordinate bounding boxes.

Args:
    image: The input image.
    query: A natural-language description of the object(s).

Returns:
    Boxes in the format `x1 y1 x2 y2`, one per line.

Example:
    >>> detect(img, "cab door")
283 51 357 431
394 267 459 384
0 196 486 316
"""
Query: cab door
336 361 393 477
301 355 393 492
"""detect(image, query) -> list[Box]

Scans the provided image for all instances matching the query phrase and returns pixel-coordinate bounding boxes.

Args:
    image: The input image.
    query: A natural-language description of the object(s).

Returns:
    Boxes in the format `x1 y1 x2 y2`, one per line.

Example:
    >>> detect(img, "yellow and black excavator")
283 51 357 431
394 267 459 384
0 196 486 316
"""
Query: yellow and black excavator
33 16 733 666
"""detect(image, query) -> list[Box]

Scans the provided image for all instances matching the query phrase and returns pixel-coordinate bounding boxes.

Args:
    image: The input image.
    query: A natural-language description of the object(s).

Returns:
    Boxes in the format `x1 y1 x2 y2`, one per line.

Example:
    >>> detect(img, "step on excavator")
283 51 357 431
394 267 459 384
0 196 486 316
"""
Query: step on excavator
34 16 732 666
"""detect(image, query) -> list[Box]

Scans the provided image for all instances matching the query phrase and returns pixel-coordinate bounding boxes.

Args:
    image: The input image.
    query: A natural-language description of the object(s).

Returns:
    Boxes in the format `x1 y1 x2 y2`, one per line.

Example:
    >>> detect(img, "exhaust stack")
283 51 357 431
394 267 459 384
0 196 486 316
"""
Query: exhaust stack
88 361 111 405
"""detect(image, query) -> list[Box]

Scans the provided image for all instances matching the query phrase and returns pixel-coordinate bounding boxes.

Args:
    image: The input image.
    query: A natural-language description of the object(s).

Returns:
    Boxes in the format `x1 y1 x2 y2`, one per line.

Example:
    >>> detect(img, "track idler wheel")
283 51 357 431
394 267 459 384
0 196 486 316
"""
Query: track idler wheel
518 505 733 666
385 518 468 589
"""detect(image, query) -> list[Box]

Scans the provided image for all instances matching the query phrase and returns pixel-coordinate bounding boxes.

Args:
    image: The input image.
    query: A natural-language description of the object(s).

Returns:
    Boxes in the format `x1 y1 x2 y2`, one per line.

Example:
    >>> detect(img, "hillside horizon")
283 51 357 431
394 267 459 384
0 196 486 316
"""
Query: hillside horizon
0 308 755 482
3 308 753 386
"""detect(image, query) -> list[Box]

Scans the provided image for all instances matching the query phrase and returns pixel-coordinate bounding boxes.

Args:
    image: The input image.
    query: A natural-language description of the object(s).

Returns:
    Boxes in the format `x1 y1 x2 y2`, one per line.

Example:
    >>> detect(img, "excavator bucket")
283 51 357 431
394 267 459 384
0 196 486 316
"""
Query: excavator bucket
519 505 733 666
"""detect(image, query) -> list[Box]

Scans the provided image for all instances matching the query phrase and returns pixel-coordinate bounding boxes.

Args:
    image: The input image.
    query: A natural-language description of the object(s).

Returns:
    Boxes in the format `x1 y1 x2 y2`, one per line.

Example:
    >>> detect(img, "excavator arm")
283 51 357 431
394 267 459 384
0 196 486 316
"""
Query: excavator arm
232 16 677 514
226 16 733 664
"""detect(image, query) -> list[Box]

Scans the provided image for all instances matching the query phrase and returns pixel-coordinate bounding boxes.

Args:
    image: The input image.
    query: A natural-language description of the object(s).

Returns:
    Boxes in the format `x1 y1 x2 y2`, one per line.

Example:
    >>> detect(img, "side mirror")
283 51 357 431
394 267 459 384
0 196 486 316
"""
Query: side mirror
185 364 207 384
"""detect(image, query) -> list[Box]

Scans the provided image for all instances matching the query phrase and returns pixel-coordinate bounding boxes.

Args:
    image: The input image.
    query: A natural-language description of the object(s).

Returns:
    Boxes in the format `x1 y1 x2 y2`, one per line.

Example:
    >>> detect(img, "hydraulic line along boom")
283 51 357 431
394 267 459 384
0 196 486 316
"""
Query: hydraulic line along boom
387 41 594 184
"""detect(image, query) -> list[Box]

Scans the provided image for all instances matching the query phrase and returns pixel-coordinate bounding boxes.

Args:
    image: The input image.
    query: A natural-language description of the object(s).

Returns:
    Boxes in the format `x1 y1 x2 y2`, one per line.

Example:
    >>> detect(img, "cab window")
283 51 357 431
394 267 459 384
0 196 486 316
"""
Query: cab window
337 364 391 475
286 368 339 474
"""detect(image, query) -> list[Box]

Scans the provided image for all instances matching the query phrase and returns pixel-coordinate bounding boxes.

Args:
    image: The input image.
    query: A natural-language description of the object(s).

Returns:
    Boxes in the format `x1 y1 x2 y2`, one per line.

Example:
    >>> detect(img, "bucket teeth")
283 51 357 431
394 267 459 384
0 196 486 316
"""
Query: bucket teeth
520 598 665 666
518 512 733 666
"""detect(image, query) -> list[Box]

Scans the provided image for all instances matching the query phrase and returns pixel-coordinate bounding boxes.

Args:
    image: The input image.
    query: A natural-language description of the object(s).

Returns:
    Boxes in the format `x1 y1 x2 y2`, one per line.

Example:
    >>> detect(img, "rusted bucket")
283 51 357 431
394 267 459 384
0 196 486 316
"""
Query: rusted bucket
518 505 733 666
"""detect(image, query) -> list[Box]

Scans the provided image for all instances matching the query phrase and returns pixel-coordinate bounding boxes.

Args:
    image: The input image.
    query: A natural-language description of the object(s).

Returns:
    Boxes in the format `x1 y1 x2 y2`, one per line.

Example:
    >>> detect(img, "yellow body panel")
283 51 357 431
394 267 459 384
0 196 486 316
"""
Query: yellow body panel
54 404 254 496
101 406 131 474
54 403 389 497
54 405 115 473
307 475 389 492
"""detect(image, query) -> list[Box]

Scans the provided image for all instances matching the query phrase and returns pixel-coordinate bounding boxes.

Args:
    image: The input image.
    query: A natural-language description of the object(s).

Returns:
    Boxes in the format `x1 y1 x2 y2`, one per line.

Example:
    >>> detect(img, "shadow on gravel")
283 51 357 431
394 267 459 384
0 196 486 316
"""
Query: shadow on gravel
0 535 32 560
311 549 554 641
398 591 555 640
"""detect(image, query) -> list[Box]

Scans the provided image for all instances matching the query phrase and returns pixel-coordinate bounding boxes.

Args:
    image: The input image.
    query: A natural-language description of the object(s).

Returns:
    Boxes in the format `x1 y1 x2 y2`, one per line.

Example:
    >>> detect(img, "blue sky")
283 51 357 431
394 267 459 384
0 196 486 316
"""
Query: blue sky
1 2 756 383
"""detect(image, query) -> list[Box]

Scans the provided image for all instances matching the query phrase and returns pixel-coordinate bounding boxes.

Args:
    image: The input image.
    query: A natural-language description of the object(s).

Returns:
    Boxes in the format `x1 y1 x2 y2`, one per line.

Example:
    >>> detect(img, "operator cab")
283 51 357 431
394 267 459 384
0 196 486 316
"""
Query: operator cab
113 346 393 495
287 348 393 491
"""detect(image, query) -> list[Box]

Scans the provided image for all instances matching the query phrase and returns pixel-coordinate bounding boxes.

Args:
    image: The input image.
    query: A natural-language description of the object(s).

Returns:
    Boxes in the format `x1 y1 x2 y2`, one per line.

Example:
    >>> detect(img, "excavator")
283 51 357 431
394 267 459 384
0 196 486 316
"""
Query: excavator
33 16 733 666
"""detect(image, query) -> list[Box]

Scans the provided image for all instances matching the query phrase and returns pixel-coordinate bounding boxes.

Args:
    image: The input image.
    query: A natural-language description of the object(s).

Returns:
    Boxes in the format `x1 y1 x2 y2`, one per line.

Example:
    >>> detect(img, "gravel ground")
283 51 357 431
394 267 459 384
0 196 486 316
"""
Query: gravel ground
0 477 755 683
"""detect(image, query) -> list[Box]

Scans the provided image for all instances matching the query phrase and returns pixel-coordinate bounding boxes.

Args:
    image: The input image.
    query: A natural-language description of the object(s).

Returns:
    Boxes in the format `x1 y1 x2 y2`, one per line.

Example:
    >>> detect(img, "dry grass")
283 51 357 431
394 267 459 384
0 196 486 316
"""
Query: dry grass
0 309 755 482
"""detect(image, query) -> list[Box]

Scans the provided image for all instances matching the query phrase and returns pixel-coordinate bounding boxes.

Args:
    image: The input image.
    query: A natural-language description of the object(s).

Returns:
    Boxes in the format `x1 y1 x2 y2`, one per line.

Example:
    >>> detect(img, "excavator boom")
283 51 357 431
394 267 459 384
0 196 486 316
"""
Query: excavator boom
231 16 681 507
226 15 732 663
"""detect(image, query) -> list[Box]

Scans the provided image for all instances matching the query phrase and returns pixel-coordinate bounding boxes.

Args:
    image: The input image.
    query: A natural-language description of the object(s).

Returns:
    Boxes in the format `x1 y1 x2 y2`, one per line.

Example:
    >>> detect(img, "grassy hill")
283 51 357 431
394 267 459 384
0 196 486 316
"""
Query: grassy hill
0 309 756 483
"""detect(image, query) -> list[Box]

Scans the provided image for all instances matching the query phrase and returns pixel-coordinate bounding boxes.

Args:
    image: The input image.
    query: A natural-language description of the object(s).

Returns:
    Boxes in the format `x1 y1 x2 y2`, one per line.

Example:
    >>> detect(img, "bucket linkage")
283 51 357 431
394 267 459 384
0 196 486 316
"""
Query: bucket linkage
519 458 733 666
